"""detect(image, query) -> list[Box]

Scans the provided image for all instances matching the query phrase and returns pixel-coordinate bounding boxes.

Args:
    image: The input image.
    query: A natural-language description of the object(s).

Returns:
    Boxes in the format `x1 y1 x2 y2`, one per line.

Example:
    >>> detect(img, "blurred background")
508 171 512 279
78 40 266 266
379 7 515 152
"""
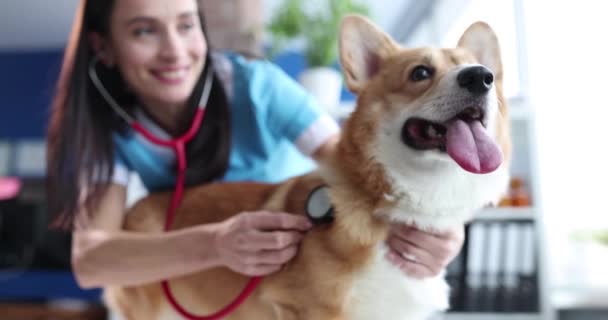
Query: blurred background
0 0 607 319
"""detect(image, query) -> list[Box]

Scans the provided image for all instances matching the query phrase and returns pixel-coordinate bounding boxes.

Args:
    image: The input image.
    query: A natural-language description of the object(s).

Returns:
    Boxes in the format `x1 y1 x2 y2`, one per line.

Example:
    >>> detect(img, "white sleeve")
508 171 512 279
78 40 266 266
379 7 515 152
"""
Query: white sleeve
294 114 340 156
111 163 149 209
111 162 130 186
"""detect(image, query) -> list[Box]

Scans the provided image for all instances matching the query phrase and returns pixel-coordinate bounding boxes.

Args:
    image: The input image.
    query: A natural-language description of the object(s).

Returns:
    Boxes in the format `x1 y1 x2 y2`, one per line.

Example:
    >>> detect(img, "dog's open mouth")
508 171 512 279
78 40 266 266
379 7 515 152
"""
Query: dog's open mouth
402 107 503 174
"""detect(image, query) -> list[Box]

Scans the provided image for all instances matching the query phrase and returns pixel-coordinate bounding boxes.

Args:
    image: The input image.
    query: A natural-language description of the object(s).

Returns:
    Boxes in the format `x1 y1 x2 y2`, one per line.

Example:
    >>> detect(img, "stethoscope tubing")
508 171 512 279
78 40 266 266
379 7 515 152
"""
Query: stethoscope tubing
89 56 262 319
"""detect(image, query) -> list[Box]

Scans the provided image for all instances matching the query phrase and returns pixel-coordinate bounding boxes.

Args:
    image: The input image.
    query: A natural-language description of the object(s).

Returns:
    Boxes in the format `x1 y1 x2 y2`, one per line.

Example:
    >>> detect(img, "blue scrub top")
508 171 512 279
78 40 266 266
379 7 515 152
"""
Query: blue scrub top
112 52 338 192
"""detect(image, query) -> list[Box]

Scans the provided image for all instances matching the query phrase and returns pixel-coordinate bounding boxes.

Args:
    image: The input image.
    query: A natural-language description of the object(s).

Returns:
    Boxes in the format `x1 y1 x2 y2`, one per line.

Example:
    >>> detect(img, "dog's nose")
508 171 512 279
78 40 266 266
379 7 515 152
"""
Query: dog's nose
457 66 494 95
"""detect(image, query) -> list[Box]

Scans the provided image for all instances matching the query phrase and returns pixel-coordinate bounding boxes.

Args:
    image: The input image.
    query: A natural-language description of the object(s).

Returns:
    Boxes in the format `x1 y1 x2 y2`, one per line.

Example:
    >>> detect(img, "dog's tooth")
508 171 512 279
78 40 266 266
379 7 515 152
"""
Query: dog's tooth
426 125 442 139
426 125 436 137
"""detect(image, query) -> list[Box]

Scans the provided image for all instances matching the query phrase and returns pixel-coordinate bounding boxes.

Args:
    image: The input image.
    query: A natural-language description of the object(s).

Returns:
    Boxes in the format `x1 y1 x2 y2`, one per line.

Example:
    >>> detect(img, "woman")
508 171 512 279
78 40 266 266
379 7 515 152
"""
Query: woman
47 0 463 290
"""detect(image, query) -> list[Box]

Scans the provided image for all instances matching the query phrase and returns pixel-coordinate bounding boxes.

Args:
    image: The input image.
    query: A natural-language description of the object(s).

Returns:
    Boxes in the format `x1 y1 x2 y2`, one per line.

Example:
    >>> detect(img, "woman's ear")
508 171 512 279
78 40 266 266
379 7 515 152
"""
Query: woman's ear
89 32 116 67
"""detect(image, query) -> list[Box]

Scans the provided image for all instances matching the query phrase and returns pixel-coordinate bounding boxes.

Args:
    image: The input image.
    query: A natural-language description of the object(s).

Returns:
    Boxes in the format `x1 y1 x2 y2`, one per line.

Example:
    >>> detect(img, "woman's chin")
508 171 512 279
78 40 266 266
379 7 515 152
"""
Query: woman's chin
148 87 195 107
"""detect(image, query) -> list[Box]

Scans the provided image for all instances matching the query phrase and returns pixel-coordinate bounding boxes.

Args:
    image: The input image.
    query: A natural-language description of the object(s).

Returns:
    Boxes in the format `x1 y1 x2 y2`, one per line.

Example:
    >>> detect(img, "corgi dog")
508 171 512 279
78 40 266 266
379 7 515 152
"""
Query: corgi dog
104 15 511 320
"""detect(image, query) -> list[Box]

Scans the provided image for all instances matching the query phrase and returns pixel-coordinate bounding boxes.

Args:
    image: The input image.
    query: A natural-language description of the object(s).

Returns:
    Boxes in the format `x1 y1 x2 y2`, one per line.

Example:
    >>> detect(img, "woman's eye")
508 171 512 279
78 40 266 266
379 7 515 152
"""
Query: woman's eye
410 65 434 82
133 27 154 37
179 23 194 31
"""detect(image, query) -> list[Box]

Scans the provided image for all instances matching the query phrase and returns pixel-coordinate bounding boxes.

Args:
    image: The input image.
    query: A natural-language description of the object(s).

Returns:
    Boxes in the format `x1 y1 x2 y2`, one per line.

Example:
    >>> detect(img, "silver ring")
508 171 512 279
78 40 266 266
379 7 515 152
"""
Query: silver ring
401 252 418 262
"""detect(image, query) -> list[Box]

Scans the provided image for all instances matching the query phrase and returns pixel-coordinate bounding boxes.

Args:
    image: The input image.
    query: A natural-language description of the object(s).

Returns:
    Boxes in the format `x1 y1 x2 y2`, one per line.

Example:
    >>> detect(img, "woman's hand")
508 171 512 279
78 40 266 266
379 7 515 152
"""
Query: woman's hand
213 211 312 276
385 224 464 278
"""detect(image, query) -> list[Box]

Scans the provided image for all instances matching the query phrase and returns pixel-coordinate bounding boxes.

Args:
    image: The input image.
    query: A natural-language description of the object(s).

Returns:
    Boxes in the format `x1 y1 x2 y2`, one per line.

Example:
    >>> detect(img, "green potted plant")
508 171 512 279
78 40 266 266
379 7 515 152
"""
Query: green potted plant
267 0 370 114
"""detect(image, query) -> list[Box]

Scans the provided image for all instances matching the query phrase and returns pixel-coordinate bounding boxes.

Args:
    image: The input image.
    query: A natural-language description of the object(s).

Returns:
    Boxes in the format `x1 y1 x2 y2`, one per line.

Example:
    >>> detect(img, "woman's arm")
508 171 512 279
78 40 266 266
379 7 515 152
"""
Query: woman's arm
72 184 221 288
72 184 311 288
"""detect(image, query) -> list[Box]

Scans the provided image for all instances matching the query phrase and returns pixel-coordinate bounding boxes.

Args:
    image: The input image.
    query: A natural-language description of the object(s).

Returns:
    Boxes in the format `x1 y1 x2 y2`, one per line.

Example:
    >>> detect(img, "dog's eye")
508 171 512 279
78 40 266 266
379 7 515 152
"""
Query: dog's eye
410 66 434 82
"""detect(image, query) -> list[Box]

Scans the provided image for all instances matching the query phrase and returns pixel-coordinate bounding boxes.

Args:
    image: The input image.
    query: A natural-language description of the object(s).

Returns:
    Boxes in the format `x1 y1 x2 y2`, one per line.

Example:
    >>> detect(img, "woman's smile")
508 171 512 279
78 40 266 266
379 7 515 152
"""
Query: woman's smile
150 65 192 85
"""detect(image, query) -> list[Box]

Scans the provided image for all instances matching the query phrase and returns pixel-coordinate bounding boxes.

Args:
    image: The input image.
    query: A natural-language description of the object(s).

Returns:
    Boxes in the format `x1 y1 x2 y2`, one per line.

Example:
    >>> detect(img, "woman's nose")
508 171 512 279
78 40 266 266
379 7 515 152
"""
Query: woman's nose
159 29 185 61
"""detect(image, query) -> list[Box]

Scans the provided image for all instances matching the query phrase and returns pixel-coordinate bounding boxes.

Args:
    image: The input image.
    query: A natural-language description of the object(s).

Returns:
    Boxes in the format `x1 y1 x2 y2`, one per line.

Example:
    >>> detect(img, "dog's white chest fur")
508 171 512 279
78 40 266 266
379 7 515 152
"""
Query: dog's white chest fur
345 245 449 320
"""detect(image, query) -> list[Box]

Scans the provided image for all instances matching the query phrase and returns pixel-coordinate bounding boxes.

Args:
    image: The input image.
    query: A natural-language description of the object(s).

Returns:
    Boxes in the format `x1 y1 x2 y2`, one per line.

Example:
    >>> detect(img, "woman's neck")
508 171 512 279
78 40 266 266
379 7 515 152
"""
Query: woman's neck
139 100 187 136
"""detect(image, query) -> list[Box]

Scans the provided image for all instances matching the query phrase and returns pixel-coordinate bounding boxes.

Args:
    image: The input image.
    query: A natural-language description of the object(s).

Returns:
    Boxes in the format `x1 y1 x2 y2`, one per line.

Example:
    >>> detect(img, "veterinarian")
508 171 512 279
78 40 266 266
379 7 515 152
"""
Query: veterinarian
46 0 464 291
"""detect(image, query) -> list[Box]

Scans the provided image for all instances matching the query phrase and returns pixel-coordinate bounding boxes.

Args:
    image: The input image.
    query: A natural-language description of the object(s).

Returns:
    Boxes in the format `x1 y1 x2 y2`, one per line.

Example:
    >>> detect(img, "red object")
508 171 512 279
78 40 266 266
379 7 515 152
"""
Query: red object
133 107 262 319
0 177 21 201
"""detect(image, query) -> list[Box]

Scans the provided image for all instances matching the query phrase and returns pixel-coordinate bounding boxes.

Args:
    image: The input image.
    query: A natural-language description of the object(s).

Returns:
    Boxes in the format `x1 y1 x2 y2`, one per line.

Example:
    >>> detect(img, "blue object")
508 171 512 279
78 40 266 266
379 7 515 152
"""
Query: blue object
0 270 101 301
0 50 62 139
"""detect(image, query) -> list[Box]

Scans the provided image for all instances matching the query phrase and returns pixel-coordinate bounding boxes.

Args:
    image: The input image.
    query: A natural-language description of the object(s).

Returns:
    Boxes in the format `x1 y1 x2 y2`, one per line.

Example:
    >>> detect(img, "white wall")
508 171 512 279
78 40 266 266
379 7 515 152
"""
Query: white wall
524 0 608 289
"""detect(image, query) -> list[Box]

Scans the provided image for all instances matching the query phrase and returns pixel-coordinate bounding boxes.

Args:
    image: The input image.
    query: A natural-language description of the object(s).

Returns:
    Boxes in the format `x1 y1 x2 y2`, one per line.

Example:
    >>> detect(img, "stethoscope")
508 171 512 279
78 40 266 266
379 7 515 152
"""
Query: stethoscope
88 56 262 320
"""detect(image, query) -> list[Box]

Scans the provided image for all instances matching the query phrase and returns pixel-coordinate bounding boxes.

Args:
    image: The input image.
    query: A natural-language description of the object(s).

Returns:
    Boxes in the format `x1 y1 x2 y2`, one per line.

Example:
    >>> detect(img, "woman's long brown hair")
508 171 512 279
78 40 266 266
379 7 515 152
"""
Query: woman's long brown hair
47 0 231 229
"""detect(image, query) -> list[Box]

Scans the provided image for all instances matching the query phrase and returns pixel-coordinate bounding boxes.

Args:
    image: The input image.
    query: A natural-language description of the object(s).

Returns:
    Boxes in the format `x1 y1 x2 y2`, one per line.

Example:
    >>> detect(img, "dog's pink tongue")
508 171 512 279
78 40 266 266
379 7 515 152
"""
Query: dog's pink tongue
446 119 503 174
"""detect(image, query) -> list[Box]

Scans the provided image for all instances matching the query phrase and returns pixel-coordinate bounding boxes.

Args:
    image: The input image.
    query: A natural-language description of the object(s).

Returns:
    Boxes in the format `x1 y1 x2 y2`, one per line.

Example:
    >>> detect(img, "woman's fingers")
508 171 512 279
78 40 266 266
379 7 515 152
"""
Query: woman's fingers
385 250 435 279
239 245 299 266
386 224 465 278
229 245 299 276
390 225 462 264
216 211 311 276
242 211 313 231
244 230 305 251
385 236 442 278
386 236 433 266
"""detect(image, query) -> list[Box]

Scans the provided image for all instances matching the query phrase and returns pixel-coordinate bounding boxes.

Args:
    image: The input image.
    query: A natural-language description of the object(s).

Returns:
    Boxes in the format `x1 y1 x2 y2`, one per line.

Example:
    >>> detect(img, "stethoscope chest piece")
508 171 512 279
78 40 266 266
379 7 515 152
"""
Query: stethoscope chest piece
305 185 334 225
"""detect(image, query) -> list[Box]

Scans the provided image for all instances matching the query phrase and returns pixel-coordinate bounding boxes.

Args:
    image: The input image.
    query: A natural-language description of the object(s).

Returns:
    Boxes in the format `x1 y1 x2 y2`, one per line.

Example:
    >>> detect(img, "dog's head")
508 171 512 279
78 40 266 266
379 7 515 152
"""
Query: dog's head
337 15 511 222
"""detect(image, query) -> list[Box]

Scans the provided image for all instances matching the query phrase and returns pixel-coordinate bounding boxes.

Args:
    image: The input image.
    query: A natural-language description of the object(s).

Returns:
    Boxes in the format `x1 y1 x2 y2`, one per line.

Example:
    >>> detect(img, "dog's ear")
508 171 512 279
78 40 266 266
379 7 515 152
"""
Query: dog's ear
457 22 503 80
339 15 398 93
